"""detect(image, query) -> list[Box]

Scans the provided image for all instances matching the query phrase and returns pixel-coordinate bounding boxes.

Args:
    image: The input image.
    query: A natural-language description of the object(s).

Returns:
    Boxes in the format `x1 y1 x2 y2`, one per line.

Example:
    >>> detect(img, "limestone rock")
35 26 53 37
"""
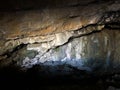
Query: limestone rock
0 0 120 74
0 0 119 56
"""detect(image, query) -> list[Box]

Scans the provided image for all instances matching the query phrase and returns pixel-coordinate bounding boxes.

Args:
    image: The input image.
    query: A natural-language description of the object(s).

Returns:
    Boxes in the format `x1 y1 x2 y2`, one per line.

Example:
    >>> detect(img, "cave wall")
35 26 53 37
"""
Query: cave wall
7 29 120 73
0 0 120 74
1 28 120 74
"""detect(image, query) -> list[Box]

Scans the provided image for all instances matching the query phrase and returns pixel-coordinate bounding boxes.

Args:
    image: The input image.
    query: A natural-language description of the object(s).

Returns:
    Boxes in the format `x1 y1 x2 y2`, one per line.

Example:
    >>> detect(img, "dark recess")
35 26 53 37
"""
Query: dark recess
0 0 115 11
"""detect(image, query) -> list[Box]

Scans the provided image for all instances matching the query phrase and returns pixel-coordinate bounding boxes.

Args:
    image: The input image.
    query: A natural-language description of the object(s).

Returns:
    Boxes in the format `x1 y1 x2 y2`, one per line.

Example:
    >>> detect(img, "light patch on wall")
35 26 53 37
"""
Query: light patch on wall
21 36 92 72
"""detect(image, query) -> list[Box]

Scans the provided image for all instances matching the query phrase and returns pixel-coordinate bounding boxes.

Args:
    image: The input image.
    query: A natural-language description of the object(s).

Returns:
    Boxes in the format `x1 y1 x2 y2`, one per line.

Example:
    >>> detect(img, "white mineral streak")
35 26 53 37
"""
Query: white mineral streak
105 36 108 46
106 50 111 67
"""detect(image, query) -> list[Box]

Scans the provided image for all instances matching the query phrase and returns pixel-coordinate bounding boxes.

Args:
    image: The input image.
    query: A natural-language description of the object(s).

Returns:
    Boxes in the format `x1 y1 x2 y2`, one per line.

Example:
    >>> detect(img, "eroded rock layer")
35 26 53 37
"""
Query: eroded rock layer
0 0 120 75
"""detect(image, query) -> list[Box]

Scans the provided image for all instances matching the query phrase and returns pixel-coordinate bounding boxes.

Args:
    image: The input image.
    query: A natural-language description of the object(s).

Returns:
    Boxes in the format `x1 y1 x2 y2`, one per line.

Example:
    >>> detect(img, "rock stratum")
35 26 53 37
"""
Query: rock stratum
0 0 120 75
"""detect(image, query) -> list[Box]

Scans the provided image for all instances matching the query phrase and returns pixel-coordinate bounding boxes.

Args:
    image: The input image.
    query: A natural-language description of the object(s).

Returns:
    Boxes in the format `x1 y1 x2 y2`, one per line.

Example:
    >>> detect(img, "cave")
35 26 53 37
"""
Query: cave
0 0 120 90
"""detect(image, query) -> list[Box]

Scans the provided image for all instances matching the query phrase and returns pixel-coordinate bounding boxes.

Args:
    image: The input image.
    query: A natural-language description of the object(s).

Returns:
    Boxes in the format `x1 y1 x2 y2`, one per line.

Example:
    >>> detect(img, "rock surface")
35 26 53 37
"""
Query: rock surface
0 0 120 75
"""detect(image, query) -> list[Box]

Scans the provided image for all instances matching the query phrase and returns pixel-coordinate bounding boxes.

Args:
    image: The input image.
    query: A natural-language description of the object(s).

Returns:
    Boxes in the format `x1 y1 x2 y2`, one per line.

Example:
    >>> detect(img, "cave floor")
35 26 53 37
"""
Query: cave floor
0 65 120 90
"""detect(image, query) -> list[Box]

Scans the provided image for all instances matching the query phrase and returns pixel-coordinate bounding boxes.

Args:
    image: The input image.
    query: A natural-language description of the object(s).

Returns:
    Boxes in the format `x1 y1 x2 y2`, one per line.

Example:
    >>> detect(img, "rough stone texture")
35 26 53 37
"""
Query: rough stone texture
0 0 120 56
0 0 120 75
11 29 120 74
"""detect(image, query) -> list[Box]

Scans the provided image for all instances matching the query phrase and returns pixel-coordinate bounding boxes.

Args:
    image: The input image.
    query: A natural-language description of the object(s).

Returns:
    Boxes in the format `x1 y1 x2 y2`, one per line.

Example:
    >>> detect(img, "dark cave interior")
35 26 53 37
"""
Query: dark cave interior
0 0 120 90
